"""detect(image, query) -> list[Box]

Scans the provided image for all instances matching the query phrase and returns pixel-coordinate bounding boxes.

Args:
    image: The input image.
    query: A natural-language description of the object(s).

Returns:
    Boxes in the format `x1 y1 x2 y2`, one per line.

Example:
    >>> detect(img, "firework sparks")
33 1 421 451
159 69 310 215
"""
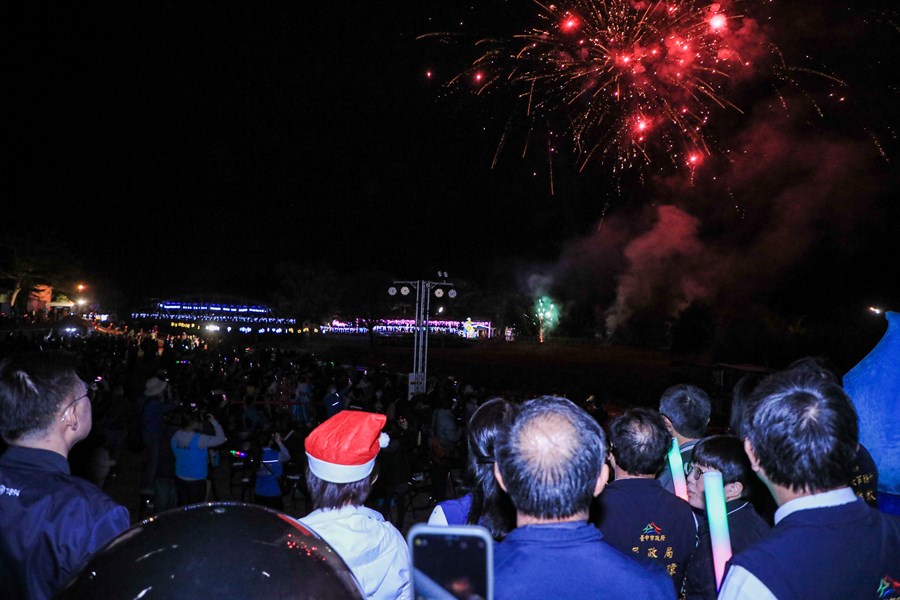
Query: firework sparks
424 0 839 175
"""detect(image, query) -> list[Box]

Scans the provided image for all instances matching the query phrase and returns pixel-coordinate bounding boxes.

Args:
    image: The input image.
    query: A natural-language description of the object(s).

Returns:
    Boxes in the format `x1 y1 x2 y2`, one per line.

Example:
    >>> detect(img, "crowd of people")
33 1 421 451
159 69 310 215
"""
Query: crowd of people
0 329 898 599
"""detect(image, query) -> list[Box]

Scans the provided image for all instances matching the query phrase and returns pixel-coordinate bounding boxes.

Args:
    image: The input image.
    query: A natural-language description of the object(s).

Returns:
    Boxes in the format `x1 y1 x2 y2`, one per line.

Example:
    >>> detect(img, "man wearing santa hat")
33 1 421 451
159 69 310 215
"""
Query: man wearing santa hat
299 411 412 600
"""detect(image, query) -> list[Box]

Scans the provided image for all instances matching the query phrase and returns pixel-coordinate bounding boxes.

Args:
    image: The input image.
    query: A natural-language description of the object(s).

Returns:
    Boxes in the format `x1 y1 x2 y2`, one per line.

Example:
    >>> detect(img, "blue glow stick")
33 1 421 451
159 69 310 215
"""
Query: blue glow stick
703 471 733 590
667 438 688 501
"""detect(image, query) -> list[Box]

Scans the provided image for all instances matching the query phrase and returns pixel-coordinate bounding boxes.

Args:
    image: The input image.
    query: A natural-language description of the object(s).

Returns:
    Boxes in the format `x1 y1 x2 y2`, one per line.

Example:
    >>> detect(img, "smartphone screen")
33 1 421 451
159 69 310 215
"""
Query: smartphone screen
408 524 493 600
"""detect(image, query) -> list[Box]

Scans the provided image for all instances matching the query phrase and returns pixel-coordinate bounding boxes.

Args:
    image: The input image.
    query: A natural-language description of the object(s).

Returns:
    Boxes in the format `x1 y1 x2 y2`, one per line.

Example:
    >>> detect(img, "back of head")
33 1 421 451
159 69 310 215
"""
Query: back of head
691 435 753 496
659 384 711 439
608 408 670 476
730 375 762 438
496 396 606 520
786 356 842 385
466 398 517 538
747 370 858 494
467 398 514 482
0 353 80 442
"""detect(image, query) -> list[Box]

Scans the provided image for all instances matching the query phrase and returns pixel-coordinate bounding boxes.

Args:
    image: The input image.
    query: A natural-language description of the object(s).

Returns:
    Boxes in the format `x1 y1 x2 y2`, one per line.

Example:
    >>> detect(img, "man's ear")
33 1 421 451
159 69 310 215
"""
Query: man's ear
661 415 675 436
494 462 507 493
593 463 610 497
743 438 761 473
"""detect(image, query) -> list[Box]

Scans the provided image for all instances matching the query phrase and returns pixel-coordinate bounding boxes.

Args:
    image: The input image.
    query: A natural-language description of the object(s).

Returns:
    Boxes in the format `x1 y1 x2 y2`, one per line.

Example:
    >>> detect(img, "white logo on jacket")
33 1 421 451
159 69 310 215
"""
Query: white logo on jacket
0 484 22 496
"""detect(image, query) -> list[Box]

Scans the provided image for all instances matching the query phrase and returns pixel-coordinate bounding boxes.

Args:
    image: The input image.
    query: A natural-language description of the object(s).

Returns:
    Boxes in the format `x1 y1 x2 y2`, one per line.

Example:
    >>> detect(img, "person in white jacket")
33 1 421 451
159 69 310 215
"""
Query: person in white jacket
298 411 411 600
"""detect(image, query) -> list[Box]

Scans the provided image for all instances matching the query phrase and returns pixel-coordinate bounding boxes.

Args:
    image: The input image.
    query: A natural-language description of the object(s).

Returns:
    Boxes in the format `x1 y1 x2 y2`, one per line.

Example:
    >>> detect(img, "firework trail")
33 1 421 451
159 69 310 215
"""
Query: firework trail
423 0 842 175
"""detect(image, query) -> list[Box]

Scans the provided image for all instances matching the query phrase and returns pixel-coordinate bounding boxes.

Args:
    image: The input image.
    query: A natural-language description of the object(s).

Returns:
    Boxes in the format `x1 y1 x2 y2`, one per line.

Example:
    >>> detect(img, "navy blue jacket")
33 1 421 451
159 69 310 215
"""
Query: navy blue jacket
728 498 900 599
684 500 771 600
438 492 474 525
593 477 698 594
0 446 131 600
494 522 675 599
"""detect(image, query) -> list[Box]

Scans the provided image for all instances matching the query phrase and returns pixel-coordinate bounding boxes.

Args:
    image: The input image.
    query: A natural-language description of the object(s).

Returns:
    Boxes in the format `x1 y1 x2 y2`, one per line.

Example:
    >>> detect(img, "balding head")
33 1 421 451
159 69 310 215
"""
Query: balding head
495 396 608 520
607 408 670 476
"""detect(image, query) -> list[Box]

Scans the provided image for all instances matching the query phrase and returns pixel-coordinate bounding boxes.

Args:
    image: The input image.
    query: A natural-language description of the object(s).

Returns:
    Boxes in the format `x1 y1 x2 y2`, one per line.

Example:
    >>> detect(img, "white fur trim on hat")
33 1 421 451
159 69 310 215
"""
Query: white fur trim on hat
306 453 377 484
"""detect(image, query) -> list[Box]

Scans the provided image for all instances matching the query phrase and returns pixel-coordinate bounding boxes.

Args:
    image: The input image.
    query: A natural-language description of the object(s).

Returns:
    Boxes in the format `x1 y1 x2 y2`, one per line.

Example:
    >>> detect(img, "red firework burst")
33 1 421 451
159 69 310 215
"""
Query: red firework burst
435 0 776 173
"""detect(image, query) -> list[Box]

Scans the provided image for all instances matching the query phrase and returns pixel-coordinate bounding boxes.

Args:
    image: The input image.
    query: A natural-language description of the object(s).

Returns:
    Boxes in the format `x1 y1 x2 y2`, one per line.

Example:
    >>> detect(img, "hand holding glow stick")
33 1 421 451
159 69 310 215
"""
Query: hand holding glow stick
667 438 688 501
703 471 733 590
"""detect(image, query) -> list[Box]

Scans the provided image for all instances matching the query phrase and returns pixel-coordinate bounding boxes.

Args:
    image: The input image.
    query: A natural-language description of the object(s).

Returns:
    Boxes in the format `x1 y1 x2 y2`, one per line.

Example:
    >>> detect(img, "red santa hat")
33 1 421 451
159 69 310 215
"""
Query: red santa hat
305 411 390 484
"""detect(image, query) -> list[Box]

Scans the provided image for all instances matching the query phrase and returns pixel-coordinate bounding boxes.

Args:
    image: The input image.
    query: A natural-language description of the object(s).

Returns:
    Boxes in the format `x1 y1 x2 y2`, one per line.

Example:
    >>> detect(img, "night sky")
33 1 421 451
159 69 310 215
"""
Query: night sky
7 1 899 321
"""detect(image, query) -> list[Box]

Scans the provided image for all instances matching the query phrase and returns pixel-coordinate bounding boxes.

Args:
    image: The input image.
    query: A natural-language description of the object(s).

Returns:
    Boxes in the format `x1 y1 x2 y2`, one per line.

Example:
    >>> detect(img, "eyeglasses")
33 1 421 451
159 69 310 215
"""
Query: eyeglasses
60 388 91 422
686 465 711 481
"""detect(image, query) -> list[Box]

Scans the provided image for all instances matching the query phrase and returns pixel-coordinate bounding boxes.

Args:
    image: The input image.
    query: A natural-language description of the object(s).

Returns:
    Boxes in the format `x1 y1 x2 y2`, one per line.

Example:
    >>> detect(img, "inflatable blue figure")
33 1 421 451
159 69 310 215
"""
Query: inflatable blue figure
843 311 900 515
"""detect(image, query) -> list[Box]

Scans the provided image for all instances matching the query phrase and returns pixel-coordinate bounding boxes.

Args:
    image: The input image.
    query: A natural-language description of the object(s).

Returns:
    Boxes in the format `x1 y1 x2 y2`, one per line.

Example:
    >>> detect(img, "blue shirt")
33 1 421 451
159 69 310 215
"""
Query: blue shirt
494 522 676 599
255 446 286 497
0 446 130 600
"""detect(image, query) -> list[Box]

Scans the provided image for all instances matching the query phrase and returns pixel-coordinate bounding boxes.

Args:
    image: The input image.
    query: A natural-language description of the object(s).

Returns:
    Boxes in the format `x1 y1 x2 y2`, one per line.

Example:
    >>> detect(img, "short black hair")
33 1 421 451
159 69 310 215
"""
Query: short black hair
607 408 670 476
746 370 858 494
0 353 81 442
496 396 606 520
659 384 711 439
691 435 753 498
305 468 377 511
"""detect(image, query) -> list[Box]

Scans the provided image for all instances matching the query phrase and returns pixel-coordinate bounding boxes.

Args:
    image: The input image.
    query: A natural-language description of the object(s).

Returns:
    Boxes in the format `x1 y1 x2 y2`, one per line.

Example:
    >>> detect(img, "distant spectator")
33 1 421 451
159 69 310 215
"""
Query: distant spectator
253 430 291 511
323 384 343 420
138 373 175 496
171 411 226 506
657 384 711 493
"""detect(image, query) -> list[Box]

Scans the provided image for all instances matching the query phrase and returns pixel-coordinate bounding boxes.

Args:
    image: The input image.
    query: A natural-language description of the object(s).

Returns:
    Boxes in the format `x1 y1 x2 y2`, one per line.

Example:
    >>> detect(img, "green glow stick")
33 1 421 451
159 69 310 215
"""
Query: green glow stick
667 437 688 501
703 471 733 590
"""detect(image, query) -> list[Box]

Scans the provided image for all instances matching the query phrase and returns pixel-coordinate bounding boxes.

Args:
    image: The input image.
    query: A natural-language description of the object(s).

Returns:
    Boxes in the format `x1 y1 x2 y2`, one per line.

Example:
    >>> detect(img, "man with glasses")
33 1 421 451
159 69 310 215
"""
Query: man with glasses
592 407 699 596
0 353 130 600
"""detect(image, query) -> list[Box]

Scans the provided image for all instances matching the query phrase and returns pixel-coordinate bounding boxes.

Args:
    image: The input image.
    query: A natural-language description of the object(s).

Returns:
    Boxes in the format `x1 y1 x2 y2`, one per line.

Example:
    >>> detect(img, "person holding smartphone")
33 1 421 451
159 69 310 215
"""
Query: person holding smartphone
171 411 226 506
253 430 291 511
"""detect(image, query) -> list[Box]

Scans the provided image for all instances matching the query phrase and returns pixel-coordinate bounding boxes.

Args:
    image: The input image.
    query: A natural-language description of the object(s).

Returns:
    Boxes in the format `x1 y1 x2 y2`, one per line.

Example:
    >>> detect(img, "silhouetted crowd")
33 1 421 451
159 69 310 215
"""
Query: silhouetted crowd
1 330 898 599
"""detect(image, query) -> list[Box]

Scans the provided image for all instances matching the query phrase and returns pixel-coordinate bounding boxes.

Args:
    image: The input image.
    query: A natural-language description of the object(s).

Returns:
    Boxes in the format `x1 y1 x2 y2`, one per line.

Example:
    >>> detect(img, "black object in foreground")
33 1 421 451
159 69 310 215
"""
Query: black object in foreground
56 502 363 599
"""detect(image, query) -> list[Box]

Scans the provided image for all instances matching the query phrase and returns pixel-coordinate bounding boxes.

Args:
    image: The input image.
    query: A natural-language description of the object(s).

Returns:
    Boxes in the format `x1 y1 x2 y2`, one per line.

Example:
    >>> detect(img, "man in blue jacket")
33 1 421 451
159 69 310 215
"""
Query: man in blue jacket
0 354 130 600
492 396 675 599
719 369 900 599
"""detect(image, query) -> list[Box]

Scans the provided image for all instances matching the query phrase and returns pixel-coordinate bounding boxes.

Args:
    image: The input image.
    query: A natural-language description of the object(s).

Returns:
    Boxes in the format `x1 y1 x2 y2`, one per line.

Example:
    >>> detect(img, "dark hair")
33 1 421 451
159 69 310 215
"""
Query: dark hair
496 396 606 520
305 468 377 511
659 384 711 439
607 408 670 476
786 356 842 385
691 435 753 498
0 353 81 441
746 370 858 494
465 398 516 540
729 375 762 438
